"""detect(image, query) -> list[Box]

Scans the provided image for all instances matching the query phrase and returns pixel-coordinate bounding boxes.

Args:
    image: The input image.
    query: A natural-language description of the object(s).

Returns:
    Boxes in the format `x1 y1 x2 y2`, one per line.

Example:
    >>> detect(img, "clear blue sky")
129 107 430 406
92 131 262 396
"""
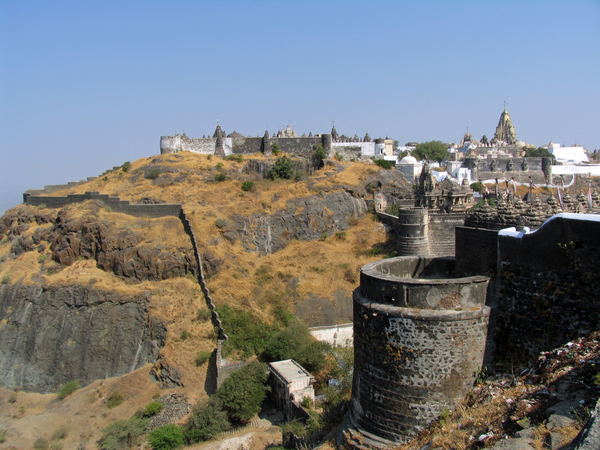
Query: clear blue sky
1 0 599 215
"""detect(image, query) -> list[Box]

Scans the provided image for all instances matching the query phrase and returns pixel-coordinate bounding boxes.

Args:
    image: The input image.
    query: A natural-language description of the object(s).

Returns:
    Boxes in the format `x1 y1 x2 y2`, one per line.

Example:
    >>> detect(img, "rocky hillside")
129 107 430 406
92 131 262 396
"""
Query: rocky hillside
0 153 411 394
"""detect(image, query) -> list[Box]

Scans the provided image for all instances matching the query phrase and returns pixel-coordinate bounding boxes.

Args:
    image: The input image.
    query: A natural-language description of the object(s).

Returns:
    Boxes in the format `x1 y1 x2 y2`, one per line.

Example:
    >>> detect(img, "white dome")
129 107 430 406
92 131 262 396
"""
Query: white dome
399 155 418 164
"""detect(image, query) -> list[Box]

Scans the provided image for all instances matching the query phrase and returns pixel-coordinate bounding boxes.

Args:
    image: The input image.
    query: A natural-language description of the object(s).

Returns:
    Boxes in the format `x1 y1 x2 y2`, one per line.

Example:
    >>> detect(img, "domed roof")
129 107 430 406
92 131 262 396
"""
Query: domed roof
399 155 418 164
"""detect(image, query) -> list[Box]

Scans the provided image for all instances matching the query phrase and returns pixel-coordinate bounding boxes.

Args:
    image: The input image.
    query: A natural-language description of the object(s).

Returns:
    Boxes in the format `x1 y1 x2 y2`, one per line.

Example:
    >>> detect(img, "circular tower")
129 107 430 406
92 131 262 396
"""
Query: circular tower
341 256 490 448
396 207 430 256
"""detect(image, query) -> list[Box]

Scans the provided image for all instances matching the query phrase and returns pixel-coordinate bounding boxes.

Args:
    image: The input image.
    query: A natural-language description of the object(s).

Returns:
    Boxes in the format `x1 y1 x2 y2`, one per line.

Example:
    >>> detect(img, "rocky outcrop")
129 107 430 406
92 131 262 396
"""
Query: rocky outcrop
0 283 166 392
230 191 369 254
1 205 201 282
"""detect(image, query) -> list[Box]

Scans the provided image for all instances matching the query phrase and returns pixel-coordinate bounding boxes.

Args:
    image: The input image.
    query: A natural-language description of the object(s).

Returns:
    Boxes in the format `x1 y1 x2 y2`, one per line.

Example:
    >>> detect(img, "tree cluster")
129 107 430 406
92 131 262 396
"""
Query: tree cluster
413 141 449 162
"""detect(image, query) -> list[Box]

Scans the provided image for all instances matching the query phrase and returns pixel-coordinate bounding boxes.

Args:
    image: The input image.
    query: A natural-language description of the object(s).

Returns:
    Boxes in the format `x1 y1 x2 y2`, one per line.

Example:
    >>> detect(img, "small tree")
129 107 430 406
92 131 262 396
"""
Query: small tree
184 397 230 443
413 141 449 162
312 145 327 168
271 142 280 156
214 361 270 423
267 156 294 180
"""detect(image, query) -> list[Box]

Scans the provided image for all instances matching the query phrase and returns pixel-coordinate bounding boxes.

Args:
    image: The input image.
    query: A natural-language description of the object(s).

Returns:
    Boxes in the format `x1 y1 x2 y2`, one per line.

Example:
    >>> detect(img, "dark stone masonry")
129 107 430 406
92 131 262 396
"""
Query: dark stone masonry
341 256 490 447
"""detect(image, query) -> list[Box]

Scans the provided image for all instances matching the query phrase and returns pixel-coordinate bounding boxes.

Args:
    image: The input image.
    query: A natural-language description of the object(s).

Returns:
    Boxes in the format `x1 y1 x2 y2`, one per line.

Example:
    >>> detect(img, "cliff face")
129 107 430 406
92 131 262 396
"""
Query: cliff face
0 283 166 392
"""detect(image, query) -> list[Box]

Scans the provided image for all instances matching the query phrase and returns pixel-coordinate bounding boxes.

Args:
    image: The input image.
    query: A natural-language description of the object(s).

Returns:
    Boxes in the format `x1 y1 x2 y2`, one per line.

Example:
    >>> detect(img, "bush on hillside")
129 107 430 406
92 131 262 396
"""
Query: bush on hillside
147 424 184 450
216 305 274 358
311 145 327 168
195 351 212 366
241 181 254 192
271 142 280 156
97 417 150 450
372 158 394 169
57 381 79 399
267 156 294 180
106 391 123 409
215 361 270 423
214 218 229 229
143 401 164 417
184 397 230 443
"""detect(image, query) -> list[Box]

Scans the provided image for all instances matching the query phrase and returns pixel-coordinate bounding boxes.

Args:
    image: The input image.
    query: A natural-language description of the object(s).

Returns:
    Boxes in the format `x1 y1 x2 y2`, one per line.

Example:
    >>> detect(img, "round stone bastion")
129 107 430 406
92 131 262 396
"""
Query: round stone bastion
340 256 491 449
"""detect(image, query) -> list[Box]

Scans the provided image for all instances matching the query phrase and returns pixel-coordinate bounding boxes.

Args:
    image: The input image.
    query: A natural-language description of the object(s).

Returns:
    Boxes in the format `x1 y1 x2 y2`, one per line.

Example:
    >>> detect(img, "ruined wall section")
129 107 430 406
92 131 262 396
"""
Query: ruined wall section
495 213 600 366
23 192 182 218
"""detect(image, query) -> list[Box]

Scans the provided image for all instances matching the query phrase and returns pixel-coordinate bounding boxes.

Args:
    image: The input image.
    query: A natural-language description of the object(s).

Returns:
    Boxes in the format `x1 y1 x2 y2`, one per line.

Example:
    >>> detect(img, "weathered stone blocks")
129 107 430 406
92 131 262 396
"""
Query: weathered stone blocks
341 256 490 447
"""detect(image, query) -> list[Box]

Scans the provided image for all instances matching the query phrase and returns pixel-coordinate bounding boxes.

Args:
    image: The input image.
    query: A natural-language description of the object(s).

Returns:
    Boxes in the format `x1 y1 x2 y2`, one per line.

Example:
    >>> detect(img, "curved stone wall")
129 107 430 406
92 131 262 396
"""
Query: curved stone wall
395 208 429 256
344 256 490 447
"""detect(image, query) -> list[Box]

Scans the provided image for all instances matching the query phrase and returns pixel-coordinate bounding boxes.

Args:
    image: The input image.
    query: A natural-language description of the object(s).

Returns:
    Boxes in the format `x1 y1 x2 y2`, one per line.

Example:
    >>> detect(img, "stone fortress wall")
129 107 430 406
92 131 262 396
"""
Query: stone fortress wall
343 213 600 448
160 123 388 159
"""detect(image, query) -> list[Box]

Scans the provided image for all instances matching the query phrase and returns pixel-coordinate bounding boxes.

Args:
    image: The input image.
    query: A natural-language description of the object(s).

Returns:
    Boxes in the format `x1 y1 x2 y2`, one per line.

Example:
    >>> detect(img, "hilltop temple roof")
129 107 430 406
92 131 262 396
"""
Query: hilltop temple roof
492 108 518 146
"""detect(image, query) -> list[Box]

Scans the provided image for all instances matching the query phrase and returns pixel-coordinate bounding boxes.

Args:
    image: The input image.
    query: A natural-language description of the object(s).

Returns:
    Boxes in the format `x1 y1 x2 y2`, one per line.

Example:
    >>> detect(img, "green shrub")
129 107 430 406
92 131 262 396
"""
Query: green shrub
271 142 280 156
241 181 254 192
143 401 164 417
311 145 327 167
334 231 347 241
373 158 393 169
1 274 10 285
147 168 161 179
97 417 150 450
179 330 190 340
216 305 274 358
214 172 226 182
184 398 230 443
300 396 312 409
215 361 270 423
106 391 123 409
267 156 294 180
207 154 213 160
215 162 223 170
263 320 330 372
214 218 229 229
51 425 69 440
470 181 485 194
195 351 212 367
33 437 49 450
148 424 184 450
225 154 243 163
57 381 79 399
8 392 17 403
0 431 6 444
121 161 131 173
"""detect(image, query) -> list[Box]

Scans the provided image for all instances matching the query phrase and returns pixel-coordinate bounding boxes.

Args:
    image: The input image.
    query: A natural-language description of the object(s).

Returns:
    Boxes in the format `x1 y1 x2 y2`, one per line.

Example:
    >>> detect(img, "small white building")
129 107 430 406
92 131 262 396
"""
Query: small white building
396 154 423 184
269 360 315 420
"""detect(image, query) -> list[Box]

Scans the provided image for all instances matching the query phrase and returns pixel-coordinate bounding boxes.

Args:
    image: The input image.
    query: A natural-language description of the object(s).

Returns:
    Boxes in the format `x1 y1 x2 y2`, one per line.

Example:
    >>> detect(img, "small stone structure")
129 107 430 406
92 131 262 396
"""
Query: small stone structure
269 359 316 421
341 256 490 447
